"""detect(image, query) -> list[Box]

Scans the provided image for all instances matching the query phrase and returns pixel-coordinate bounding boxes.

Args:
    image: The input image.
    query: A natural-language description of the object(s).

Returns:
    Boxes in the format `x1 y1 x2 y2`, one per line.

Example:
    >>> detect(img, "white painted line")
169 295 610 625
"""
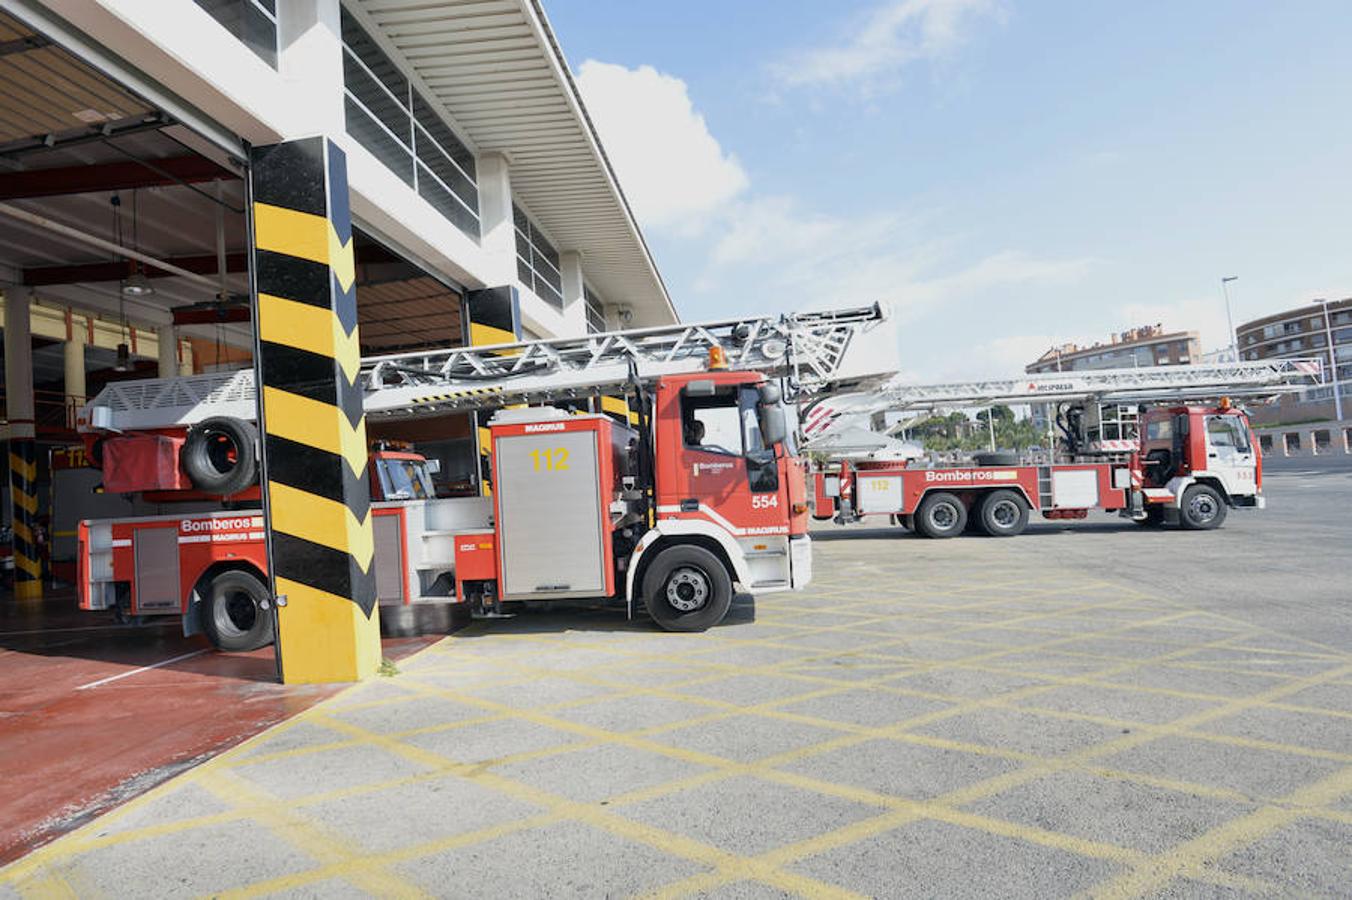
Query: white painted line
75 649 211 691
0 622 180 638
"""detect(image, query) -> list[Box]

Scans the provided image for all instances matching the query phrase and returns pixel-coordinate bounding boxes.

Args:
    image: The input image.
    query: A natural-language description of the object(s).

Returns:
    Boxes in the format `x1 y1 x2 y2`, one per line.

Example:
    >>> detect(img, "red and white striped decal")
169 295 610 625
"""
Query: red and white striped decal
802 404 837 437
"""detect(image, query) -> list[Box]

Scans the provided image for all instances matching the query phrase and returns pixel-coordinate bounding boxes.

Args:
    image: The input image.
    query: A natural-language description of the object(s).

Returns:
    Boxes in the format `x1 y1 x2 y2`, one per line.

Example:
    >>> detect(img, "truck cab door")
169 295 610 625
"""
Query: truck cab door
1203 414 1256 497
674 383 787 537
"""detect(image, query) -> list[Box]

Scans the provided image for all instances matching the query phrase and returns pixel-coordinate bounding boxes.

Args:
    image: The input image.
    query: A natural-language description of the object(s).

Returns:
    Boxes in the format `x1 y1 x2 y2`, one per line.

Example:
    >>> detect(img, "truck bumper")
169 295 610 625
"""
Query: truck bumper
789 534 812 590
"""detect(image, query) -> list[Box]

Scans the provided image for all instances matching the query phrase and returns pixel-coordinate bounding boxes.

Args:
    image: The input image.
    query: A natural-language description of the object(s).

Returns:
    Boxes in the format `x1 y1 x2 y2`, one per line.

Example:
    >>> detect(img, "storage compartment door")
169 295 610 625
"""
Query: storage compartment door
496 430 606 598
1051 469 1099 508
857 475 903 513
133 527 181 613
372 512 405 605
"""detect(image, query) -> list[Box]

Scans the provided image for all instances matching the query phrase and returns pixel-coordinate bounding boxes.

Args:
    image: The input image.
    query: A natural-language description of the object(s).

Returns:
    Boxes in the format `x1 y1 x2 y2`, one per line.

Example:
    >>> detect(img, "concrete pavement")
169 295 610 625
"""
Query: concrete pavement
1 469 1349 898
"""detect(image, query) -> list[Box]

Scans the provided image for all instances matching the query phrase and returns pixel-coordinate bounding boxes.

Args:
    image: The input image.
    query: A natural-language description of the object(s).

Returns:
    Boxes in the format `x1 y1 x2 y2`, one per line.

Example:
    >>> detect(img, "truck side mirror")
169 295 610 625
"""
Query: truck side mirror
761 404 788 446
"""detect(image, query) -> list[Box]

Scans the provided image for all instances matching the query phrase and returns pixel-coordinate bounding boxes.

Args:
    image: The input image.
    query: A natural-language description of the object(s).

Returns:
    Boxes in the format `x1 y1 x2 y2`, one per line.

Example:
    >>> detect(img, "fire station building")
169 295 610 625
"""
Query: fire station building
0 0 674 680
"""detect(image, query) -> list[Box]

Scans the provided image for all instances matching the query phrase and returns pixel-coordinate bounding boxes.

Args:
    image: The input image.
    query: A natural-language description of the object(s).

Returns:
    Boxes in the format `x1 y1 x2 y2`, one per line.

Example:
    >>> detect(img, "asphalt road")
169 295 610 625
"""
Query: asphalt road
2 468 1349 898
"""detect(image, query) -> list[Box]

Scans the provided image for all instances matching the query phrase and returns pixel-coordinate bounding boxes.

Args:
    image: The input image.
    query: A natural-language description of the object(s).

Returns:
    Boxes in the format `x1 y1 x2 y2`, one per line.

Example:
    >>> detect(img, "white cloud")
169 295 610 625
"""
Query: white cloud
772 0 1004 92
575 60 748 230
701 195 1094 321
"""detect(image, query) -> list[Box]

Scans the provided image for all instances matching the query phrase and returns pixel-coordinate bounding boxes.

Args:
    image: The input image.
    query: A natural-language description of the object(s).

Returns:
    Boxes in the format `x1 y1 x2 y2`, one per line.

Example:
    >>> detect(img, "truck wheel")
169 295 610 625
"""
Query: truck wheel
1180 484 1227 531
977 490 1029 537
183 416 257 496
202 569 274 651
643 545 733 632
914 492 967 539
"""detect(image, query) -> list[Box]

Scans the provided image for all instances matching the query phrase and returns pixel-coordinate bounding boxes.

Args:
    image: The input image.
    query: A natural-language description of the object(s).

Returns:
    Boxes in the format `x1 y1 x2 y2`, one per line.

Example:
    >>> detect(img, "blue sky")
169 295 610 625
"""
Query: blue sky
548 0 1352 378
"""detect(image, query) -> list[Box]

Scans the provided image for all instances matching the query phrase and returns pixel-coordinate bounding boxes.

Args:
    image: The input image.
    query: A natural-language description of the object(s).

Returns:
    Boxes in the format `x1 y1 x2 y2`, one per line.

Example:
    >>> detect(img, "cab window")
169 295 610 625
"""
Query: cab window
681 386 769 458
683 394 742 455
377 458 433 500
1206 416 1250 452
1145 418 1173 441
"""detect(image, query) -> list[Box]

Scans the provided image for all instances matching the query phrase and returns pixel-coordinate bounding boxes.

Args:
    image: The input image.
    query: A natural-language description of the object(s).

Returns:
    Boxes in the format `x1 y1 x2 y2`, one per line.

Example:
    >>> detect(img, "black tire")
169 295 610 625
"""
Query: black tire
88 438 106 470
1180 484 1227 531
182 416 257 495
914 492 967 539
1135 506 1165 527
201 569 274 651
972 451 1019 467
976 489 1029 537
642 545 733 632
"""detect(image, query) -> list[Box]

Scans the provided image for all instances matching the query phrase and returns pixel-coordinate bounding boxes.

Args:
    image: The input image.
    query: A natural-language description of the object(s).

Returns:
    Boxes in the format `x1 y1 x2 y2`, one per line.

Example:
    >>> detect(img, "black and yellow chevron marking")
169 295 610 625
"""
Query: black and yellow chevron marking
412 386 503 407
8 439 40 599
465 286 522 497
599 394 639 428
250 137 379 684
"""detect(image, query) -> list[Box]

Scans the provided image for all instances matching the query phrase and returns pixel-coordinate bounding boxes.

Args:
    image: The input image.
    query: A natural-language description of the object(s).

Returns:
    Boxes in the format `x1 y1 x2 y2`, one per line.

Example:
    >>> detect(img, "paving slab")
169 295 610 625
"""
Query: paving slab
964 770 1256 853
790 818 1121 898
616 774 882 856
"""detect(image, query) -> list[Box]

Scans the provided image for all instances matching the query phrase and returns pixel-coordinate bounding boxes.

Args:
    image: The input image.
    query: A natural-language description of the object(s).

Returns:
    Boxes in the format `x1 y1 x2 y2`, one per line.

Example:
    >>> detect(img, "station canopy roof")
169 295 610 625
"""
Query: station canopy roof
349 0 676 325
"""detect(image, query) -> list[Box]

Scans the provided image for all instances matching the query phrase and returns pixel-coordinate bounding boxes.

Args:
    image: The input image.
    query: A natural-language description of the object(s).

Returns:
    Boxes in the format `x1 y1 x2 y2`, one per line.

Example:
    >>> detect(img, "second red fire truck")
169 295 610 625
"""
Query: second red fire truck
813 400 1263 537
804 359 1319 538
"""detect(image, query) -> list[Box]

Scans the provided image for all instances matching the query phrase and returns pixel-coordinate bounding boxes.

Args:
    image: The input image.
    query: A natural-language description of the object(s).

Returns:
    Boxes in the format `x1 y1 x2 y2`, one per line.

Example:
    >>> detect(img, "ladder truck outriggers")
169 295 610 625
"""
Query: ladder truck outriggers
73 305 890 649
803 360 1320 539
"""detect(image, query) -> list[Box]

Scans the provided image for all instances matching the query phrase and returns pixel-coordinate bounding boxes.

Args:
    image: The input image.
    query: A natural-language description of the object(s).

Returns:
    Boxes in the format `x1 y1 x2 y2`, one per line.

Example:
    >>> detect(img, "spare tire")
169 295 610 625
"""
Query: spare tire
972 451 1019 467
182 416 257 495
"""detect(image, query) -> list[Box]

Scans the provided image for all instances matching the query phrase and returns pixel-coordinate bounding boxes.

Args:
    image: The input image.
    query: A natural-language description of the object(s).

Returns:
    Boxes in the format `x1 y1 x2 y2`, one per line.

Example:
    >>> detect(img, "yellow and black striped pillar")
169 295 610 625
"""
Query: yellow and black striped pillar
249 137 379 683
8 439 41 599
465 286 521 497
598 395 640 429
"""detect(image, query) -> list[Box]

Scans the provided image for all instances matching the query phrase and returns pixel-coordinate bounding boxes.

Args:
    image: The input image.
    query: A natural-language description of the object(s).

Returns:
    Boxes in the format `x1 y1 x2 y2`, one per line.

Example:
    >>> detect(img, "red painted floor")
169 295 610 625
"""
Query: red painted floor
0 589 435 866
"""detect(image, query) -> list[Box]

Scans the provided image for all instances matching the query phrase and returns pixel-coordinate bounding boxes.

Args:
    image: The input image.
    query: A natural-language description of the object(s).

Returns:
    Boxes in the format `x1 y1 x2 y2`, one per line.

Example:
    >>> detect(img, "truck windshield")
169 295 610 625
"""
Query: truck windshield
378 458 434 500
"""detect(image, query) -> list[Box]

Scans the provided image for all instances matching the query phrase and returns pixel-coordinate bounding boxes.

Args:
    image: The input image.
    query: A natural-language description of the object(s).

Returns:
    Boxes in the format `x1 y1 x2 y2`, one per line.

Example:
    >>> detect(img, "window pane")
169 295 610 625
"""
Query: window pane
412 94 477 182
194 0 277 68
344 97 413 185
344 54 411 149
416 162 478 235
341 9 408 101
414 123 478 218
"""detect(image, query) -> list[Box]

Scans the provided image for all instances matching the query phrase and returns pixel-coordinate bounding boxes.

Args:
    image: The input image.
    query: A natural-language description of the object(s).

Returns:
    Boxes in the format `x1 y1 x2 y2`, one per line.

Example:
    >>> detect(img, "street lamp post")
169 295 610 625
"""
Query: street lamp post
1315 298 1344 422
1221 276 1239 361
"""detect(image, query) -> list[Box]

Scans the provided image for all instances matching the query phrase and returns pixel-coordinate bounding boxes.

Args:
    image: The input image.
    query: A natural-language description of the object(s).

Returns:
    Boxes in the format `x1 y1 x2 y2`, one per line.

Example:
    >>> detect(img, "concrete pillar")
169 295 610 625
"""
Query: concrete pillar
157 326 177 378
180 340 194 377
477 153 517 286
64 332 86 427
276 0 346 137
558 251 588 335
251 137 379 683
4 286 40 598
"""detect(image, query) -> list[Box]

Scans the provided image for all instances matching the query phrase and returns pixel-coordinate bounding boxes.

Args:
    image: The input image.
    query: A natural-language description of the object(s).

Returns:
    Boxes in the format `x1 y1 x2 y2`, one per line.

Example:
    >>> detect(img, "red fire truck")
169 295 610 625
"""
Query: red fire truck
812 401 1263 537
74 308 886 649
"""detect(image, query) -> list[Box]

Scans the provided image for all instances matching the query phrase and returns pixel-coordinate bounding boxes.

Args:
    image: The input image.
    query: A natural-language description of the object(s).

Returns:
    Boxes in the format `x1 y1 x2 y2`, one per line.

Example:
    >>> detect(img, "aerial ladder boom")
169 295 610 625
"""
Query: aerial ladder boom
80 304 890 433
802 358 1324 441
